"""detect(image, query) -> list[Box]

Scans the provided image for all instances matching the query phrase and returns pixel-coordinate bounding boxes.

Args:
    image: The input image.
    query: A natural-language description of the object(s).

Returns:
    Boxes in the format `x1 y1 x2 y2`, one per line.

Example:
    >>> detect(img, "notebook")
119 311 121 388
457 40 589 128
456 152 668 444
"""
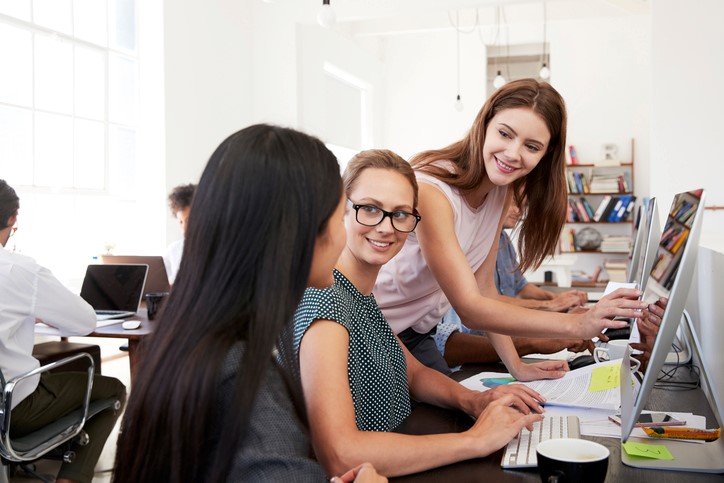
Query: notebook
80 264 148 321
100 255 170 296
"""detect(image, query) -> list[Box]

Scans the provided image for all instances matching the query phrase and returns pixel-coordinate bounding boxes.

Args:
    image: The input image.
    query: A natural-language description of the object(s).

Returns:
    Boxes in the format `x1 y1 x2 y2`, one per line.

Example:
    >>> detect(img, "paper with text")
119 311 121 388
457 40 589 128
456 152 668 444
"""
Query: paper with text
460 359 622 411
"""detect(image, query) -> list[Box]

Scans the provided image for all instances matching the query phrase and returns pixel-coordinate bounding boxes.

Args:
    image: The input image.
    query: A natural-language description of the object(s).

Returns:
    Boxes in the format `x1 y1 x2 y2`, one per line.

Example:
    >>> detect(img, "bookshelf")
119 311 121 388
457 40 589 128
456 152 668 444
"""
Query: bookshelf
559 139 636 282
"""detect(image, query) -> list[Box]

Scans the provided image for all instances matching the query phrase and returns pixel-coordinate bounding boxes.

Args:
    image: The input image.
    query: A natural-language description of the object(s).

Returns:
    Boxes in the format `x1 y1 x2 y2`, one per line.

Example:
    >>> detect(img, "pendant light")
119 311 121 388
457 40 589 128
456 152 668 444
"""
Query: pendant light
539 1 551 79
492 6 506 89
317 0 335 29
454 11 464 111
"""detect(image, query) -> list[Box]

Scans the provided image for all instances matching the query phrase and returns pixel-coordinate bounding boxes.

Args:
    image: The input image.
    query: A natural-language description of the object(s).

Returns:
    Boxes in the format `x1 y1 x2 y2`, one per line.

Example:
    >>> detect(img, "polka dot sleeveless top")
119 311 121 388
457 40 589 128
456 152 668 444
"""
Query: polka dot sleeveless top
293 269 411 432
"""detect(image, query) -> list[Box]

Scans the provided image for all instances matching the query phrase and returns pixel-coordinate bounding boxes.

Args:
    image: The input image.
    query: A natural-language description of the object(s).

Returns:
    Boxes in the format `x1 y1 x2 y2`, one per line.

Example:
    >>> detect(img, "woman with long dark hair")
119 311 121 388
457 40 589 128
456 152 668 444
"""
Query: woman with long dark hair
113 124 384 482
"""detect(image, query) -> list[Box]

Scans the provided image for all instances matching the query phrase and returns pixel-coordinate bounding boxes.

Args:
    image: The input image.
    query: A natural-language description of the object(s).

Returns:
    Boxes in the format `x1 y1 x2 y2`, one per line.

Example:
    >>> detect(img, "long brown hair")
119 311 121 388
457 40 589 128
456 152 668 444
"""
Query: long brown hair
411 79 568 272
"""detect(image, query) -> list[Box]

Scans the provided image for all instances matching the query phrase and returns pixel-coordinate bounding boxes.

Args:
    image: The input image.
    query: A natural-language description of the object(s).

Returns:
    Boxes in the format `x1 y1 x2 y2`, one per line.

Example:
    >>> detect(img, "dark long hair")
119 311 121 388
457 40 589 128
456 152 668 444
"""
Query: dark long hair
411 79 568 272
113 124 341 482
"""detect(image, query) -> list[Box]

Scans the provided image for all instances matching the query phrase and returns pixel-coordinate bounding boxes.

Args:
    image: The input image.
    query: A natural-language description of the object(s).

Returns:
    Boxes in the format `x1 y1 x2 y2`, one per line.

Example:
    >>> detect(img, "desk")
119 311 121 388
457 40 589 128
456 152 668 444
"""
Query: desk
391 363 722 482
35 309 153 378
88 309 152 376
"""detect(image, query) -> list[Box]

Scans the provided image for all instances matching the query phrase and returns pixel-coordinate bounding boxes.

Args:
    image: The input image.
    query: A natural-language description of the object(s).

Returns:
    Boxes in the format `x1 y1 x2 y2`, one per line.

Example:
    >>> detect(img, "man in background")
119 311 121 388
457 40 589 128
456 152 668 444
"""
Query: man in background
0 179 126 483
163 183 196 284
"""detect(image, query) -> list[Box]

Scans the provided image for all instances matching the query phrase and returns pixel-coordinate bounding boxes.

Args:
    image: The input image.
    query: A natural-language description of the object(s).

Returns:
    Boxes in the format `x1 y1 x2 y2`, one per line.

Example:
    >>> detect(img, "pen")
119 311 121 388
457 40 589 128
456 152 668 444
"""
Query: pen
642 426 721 442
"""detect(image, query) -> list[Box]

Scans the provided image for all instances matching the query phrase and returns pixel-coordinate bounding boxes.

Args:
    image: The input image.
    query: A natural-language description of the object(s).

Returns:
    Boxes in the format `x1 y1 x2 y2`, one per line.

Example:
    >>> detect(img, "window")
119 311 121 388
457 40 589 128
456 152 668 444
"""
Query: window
0 0 140 284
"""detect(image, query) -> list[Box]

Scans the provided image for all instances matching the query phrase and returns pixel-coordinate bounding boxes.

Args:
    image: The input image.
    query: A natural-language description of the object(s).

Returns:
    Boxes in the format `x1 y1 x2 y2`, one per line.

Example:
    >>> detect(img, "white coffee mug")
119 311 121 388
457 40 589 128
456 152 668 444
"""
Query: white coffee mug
594 339 641 371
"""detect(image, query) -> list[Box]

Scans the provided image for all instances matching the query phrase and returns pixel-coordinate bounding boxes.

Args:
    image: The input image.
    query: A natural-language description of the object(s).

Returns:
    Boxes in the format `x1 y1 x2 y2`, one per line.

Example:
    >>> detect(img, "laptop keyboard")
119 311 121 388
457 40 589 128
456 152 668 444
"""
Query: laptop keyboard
501 416 581 468
96 310 134 321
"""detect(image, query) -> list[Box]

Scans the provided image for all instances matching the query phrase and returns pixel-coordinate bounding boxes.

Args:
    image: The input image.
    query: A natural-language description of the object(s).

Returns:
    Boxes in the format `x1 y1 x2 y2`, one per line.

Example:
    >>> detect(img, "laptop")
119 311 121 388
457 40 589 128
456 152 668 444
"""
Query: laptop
80 264 148 321
100 255 170 296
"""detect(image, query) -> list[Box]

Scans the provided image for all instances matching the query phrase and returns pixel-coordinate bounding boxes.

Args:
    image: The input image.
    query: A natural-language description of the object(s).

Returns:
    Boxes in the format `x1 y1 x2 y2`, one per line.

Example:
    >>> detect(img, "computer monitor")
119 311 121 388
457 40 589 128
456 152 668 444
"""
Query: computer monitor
627 198 660 292
619 188 724 473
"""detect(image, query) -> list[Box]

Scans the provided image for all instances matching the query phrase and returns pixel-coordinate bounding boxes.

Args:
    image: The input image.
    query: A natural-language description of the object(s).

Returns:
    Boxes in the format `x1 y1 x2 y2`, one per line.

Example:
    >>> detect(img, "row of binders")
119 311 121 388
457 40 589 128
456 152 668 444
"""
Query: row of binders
567 171 632 194
567 195 636 223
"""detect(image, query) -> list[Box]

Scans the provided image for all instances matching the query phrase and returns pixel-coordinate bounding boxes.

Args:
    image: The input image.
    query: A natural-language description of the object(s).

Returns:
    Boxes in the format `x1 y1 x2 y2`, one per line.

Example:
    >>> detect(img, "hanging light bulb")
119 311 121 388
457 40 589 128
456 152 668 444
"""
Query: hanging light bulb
493 70 506 89
539 62 550 79
539 2 550 80
454 94 464 112
453 11 463 112
317 0 335 29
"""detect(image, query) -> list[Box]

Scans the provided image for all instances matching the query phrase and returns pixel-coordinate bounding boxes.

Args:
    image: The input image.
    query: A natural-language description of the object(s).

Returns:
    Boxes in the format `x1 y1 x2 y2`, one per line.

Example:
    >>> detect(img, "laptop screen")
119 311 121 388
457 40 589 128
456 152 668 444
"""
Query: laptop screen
80 264 148 312
99 255 170 296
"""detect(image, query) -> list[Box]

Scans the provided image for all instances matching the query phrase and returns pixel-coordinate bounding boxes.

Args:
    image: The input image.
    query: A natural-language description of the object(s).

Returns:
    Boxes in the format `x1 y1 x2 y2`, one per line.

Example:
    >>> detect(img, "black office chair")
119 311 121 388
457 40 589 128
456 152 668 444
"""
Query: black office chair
0 353 122 483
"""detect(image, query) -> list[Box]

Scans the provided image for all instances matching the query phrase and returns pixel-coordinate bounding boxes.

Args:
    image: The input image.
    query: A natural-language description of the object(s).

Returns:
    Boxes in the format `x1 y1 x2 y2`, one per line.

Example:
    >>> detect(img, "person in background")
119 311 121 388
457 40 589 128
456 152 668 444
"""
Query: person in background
292 150 545 478
434 199 593 369
374 79 646 376
113 125 385 483
0 179 126 483
163 183 196 284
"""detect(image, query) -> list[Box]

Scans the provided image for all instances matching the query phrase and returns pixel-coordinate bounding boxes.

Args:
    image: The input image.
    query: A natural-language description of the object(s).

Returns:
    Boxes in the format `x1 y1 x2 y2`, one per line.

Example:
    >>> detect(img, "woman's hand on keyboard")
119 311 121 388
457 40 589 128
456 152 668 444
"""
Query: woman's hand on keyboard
467 395 545 454
572 288 647 338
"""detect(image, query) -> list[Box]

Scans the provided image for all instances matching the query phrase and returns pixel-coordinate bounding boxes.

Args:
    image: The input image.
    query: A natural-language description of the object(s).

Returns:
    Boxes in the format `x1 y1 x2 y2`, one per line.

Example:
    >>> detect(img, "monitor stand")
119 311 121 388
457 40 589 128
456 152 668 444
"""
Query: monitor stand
621 436 724 472
621 312 724 473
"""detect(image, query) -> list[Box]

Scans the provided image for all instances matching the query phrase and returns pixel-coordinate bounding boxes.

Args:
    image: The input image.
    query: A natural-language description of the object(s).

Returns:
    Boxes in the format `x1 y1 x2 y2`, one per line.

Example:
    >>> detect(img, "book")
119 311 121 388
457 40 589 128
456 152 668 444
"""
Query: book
606 197 624 222
575 200 591 222
592 195 613 222
580 197 596 219
622 196 636 221
612 195 634 222
573 172 585 194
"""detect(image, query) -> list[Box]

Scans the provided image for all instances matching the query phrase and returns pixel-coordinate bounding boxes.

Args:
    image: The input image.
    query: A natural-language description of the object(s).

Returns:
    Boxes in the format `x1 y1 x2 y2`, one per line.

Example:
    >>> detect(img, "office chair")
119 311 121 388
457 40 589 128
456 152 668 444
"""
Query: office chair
0 353 122 483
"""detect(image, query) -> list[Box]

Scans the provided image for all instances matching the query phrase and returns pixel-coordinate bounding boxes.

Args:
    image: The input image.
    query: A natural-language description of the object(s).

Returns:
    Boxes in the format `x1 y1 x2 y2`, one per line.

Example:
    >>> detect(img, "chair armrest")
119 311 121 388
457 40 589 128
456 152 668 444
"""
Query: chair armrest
1 353 95 462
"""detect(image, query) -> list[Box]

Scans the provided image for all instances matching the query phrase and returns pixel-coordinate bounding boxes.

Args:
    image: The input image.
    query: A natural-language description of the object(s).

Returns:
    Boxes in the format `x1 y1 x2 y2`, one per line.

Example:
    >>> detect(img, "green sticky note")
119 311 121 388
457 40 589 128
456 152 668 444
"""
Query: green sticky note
589 363 621 392
622 441 674 460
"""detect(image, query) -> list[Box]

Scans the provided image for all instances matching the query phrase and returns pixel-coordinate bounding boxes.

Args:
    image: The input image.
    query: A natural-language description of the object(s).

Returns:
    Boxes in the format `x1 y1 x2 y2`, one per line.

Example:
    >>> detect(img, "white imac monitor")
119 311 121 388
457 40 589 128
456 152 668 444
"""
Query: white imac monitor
627 198 660 292
620 189 724 473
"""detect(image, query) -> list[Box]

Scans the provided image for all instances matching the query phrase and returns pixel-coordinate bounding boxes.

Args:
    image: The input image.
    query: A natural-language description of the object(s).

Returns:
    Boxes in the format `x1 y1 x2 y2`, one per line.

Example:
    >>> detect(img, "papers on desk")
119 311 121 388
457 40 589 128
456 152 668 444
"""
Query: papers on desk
460 366 704 442
461 360 623 411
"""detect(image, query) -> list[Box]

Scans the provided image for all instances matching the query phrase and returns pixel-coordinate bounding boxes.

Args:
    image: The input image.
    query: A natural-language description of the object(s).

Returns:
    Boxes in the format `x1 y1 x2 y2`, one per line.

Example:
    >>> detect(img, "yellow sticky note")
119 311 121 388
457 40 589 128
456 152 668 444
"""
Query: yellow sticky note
622 441 674 460
589 363 620 392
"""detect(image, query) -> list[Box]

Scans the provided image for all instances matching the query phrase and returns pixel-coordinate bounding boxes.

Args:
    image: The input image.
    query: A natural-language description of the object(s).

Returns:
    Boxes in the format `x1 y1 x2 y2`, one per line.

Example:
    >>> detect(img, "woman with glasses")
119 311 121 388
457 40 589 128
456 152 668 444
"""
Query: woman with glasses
290 150 546 477
374 79 646 377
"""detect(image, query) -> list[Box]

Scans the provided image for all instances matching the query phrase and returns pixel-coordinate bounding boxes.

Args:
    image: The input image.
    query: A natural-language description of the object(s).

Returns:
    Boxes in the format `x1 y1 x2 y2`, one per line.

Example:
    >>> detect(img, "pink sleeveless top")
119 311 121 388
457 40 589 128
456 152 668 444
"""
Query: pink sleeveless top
374 170 507 335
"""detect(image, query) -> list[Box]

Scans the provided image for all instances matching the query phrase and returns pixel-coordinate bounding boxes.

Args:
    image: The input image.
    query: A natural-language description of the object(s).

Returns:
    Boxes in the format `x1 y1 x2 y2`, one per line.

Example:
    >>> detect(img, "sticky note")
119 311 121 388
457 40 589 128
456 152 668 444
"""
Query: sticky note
622 441 674 460
589 363 621 392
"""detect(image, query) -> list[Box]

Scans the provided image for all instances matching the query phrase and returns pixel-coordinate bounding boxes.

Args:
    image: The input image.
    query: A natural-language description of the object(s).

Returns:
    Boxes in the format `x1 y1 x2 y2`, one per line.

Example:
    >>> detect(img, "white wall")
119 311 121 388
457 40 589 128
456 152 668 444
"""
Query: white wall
379 15 651 189
162 0 254 243
651 0 724 245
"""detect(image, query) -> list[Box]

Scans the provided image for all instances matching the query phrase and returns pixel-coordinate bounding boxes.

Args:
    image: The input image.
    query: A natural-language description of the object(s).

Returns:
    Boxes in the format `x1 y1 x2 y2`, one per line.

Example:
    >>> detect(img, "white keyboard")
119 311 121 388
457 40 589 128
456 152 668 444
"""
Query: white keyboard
501 416 581 468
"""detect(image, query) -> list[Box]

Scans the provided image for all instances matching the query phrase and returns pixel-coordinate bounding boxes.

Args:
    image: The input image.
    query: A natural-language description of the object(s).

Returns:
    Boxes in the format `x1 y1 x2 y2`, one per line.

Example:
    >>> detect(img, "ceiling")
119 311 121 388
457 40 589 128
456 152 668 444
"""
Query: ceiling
326 0 651 37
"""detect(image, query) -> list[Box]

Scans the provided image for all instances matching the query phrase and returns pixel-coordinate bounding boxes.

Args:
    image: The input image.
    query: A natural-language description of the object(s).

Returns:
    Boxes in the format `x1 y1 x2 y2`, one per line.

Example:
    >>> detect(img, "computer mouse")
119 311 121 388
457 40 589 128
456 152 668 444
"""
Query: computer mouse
604 325 632 340
122 320 142 330
568 354 596 370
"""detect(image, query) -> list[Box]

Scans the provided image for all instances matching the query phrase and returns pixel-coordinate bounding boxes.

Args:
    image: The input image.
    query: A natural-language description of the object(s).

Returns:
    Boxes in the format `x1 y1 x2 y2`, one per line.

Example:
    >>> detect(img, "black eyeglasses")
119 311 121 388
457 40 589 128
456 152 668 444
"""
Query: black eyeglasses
348 201 421 233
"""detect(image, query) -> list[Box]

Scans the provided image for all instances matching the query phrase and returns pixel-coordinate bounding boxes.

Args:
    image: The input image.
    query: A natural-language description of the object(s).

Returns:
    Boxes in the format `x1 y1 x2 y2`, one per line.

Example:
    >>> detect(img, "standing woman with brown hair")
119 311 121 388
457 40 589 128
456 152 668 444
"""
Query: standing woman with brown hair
375 79 647 376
